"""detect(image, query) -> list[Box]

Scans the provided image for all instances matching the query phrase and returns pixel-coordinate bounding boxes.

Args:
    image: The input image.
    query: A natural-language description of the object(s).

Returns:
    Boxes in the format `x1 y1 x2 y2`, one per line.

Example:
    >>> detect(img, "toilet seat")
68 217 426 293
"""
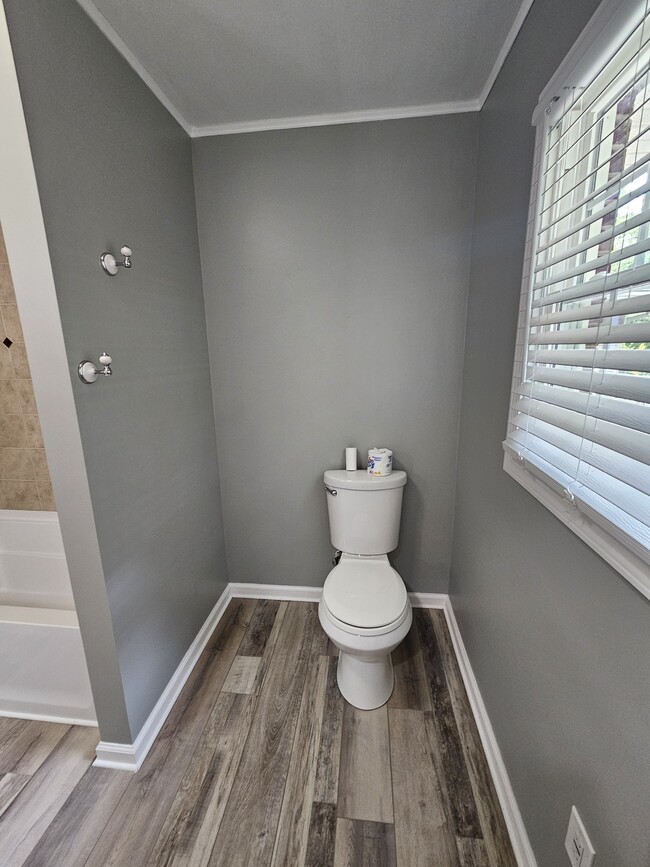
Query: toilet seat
320 596 410 637
322 554 408 630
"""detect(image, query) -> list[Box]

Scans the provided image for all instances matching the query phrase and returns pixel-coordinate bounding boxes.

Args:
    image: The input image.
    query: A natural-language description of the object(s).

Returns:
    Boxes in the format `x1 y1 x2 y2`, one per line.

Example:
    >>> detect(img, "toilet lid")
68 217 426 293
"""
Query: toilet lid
323 558 407 628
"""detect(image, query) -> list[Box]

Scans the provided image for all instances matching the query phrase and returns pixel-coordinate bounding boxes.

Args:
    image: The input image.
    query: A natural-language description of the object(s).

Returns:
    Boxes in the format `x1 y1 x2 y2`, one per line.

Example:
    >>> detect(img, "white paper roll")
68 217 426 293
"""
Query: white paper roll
345 447 357 471
367 448 393 476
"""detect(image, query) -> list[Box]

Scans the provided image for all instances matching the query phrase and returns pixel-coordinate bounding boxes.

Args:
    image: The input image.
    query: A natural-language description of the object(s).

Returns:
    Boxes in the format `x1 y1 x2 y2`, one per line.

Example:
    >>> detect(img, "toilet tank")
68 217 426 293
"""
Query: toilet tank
323 469 407 555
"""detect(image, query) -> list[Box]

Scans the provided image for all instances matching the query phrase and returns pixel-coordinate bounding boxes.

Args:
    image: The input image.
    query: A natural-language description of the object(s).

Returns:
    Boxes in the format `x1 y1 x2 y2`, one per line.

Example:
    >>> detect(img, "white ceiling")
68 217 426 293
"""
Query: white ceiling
75 0 533 136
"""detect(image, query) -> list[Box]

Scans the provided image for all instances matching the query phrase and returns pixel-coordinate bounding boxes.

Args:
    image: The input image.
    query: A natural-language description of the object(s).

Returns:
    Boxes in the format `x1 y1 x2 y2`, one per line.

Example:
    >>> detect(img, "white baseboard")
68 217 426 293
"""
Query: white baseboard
230 584 448 609
230 582 322 602
94 585 234 772
91 577 536 867
407 591 447 608
442 598 537 867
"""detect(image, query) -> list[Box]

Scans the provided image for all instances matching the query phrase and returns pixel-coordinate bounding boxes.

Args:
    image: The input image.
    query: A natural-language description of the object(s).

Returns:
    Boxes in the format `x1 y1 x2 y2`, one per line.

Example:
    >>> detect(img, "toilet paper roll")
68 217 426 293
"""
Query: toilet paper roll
345 447 357 472
367 448 393 476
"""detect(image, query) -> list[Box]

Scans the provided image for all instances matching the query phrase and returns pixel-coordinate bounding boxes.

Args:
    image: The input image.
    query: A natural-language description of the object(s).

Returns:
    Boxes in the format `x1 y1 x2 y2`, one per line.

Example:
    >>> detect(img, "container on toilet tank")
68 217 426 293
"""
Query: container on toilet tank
323 469 407 555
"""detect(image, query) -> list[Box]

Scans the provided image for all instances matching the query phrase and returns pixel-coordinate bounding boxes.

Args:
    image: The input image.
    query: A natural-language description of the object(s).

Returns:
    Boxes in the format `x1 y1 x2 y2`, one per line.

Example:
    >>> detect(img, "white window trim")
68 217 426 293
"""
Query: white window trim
504 0 650 602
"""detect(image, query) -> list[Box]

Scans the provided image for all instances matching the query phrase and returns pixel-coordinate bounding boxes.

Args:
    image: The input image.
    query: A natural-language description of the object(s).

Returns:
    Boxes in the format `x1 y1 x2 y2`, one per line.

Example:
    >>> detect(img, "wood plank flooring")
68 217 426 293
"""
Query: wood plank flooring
0 601 517 867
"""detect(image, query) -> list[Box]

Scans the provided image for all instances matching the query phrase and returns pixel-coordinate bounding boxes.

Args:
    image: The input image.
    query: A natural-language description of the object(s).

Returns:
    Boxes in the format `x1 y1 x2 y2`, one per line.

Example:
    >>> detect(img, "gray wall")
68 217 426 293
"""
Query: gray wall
5 0 227 739
193 116 478 593
450 1 650 865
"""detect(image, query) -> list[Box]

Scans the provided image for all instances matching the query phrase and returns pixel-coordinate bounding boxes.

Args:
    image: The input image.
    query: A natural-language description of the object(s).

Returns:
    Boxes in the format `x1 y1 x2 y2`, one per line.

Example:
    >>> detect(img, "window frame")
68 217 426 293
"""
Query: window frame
504 0 650 601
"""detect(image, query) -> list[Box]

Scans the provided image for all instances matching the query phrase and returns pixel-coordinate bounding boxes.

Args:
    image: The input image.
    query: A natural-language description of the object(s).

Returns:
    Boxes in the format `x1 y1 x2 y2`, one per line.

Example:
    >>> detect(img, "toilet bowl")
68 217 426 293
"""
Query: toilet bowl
319 468 410 710
319 554 412 709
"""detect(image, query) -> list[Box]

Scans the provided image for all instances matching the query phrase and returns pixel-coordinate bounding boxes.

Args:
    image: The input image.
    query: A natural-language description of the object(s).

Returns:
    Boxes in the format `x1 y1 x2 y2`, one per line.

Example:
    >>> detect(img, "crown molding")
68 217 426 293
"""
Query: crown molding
73 0 191 135
478 0 536 107
190 100 481 137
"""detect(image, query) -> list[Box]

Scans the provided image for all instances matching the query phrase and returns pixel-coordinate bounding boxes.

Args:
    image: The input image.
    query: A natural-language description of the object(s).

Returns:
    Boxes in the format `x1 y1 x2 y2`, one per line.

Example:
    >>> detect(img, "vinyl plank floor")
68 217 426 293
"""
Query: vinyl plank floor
334 818 397 867
271 653 329 866
207 601 317 867
0 725 98 867
85 599 257 867
0 719 69 775
0 772 30 818
0 600 517 867
337 704 393 824
390 707 460 867
388 624 431 711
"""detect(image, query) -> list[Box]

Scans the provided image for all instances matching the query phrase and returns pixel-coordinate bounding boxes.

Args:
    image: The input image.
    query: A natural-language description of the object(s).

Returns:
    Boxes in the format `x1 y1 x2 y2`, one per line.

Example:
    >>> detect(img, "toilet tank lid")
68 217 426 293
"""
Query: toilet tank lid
323 469 407 491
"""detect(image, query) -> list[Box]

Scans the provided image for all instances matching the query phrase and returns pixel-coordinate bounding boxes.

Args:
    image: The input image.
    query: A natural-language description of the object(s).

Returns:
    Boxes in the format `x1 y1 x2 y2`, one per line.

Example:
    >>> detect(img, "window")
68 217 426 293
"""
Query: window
504 0 650 599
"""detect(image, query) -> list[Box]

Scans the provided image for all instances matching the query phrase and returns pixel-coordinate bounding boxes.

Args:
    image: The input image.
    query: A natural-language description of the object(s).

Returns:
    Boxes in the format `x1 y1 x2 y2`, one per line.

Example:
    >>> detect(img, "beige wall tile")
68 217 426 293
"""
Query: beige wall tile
0 479 41 510
10 344 30 379
23 415 44 449
0 415 27 448
0 264 15 304
36 479 56 511
15 379 37 414
1 304 24 344
30 448 50 481
0 380 22 414
0 227 53 508
0 347 15 379
0 448 34 480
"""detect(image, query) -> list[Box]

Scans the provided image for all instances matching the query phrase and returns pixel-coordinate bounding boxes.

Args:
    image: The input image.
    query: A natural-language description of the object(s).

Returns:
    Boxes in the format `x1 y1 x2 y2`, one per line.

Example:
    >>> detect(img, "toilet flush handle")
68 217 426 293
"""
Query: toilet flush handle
324 484 337 496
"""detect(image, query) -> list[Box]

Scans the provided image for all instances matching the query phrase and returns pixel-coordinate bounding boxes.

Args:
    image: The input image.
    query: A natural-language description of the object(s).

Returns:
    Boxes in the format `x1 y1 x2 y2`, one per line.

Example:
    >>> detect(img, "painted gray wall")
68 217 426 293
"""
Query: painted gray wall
450 1 650 865
5 0 227 739
193 116 478 593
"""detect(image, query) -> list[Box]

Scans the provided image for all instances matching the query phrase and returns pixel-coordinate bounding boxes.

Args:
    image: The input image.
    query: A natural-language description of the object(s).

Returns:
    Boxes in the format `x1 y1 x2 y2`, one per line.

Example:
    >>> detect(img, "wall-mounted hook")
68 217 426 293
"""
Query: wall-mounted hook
78 352 113 384
100 245 132 276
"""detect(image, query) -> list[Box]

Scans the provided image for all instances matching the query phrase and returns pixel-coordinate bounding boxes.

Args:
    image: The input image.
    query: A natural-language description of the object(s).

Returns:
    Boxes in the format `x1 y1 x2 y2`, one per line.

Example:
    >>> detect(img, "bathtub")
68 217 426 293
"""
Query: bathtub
0 510 96 725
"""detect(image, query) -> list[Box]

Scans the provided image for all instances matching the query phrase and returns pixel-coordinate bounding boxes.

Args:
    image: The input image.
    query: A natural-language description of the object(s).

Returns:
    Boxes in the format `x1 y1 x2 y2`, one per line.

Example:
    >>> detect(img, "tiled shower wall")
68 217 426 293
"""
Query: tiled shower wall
0 224 55 510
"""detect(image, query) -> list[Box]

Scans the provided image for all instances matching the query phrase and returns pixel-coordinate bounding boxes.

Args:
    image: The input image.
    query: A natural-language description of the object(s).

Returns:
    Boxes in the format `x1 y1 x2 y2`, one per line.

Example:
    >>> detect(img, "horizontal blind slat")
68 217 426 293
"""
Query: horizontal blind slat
572 486 650 553
509 426 650 495
530 292 650 326
529 348 650 371
529 366 650 401
536 210 650 273
537 153 650 249
539 119 650 229
529 322 650 345
575 464 650 525
533 236 650 293
516 382 650 431
531 263 650 309
514 397 650 463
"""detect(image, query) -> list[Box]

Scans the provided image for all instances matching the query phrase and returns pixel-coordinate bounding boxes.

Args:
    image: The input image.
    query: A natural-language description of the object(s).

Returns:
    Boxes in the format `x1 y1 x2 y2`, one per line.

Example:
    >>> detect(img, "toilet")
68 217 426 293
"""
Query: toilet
318 468 411 710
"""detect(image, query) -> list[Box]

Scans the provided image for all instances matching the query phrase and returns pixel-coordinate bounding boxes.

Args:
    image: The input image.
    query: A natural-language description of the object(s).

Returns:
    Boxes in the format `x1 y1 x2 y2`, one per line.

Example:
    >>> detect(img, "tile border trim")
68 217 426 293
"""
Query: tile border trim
93 583 537 866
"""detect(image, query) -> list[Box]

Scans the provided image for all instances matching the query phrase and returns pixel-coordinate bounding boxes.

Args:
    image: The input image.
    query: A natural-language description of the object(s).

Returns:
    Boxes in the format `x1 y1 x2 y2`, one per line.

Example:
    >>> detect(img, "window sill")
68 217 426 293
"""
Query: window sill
503 451 650 602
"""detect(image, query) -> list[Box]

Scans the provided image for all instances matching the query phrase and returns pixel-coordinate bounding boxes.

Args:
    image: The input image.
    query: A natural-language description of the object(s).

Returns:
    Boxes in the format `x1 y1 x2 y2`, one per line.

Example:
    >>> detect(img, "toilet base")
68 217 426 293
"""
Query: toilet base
336 650 394 710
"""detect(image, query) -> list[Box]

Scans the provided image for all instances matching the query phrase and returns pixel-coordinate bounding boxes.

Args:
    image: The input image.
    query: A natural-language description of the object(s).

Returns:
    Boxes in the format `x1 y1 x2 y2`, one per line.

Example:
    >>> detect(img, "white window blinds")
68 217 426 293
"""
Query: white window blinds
505 0 650 568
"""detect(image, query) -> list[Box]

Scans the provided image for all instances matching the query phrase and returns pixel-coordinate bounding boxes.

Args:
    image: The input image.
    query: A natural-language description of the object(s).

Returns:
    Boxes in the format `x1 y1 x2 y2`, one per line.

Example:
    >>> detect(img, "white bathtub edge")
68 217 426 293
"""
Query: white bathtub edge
0 708 98 726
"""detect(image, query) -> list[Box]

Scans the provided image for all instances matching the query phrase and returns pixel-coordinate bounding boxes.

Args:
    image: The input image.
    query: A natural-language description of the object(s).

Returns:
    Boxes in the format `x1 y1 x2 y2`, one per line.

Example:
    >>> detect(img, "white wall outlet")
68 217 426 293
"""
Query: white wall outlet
565 805 596 866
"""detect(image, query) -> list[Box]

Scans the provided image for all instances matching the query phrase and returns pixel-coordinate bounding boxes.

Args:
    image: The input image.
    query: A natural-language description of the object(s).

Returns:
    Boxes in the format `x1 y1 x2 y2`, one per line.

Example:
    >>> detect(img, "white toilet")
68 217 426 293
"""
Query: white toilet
318 468 411 710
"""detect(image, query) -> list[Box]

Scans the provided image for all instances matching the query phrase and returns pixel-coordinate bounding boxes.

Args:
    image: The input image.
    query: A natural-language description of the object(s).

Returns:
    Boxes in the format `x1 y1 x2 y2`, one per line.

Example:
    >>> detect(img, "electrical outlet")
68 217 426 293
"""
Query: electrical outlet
565 806 596 866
